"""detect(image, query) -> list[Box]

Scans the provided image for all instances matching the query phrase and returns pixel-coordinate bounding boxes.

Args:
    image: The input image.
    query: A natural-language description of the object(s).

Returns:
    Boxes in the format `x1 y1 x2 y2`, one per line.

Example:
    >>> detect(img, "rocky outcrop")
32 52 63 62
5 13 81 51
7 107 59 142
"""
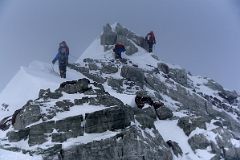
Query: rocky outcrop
155 106 173 120
169 68 188 87
63 126 173 160
188 134 212 151
0 116 11 131
13 102 41 130
135 113 155 129
177 117 207 136
121 66 145 85
101 63 118 74
158 63 170 74
100 23 149 54
218 90 238 104
58 78 91 94
38 88 62 100
107 78 124 92
8 115 84 146
166 140 183 157
100 24 117 45
7 129 30 142
85 106 133 133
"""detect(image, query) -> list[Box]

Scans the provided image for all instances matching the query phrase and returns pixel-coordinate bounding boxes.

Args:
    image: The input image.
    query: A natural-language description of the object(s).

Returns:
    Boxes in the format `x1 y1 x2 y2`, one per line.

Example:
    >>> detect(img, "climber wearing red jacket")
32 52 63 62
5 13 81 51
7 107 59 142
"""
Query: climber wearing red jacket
145 31 156 53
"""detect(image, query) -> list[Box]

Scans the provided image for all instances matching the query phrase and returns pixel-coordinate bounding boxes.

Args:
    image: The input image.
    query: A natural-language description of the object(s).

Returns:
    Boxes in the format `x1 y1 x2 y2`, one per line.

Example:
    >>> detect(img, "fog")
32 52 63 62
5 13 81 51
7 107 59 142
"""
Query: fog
0 0 240 91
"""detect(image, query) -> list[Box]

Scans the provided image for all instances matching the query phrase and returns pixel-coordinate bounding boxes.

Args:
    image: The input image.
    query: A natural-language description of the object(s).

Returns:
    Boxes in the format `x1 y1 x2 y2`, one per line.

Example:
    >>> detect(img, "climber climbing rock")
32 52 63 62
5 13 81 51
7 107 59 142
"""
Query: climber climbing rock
113 43 126 60
145 31 156 53
52 41 69 78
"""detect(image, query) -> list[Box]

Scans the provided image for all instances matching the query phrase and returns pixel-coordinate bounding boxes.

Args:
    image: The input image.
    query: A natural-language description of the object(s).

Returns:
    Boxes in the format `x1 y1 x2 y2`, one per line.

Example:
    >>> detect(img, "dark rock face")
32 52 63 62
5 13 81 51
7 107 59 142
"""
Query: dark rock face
107 78 123 92
63 126 173 160
135 113 155 129
218 90 238 104
155 106 173 120
166 140 183 157
59 78 91 94
55 100 74 112
85 107 133 133
0 116 11 131
121 66 145 85
224 148 240 160
188 134 211 151
88 62 99 71
177 117 207 136
82 94 124 107
169 68 188 87
29 115 84 146
100 24 117 45
39 89 62 100
142 107 157 120
14 103 41 130
7 129 30 142
158 63 169 74
7 115 84 146
28 121 56 146
101 64 118 74
100 23 149 55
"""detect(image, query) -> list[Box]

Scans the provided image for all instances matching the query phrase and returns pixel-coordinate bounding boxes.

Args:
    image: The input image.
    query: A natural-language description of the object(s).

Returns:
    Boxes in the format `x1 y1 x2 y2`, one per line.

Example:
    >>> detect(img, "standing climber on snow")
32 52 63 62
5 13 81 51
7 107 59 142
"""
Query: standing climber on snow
145 31 156 53
113 43 126 59
52 41 69 78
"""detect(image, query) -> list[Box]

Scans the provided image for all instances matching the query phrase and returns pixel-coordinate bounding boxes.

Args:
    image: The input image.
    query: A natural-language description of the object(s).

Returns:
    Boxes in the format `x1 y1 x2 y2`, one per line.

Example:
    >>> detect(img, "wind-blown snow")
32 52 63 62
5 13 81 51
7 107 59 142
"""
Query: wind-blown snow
154 120 215 160
0 61 82 118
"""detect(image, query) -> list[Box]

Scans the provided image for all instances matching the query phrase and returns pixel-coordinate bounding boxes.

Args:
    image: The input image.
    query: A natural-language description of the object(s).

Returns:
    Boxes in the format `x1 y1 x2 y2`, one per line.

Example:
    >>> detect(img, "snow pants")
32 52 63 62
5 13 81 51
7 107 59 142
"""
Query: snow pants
59 64 67 78
148 42 154 53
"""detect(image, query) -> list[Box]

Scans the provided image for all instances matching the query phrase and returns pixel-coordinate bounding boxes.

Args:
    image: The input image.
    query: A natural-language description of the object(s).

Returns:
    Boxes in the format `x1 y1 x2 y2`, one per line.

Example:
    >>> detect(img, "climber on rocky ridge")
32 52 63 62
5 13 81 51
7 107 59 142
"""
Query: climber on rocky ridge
52 41 69 78
113 43 126 60
145 31 156 53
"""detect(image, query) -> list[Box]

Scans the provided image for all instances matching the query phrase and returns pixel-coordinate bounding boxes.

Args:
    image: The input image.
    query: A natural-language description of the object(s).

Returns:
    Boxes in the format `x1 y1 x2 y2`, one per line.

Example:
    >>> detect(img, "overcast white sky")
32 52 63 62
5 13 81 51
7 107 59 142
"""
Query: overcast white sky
0 0 240 91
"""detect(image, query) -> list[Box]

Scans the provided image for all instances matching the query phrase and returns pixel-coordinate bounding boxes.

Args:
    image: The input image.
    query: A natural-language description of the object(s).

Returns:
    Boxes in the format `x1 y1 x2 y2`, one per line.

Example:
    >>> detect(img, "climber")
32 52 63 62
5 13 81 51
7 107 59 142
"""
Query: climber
145 31 156 53
113 43 126 59
52 41 69 78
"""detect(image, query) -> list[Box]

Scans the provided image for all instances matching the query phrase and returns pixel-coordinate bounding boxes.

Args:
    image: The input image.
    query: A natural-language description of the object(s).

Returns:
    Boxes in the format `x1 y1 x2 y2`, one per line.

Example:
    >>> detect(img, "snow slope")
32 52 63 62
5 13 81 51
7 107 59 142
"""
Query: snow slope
0 61 82 118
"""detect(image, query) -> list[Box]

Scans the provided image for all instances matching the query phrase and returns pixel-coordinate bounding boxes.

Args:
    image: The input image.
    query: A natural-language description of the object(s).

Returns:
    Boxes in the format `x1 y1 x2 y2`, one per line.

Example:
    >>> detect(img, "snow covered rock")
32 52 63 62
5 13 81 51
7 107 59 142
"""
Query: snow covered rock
169 68 188 87
101 23 148 55
177 116 208 136
155 106 173 120
85 106 133 133
188 134 213 151
62 126 173 160
100 23 117 45
13 102 41 130
166 140 183 157
120 65 145 85
158 62 170 74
